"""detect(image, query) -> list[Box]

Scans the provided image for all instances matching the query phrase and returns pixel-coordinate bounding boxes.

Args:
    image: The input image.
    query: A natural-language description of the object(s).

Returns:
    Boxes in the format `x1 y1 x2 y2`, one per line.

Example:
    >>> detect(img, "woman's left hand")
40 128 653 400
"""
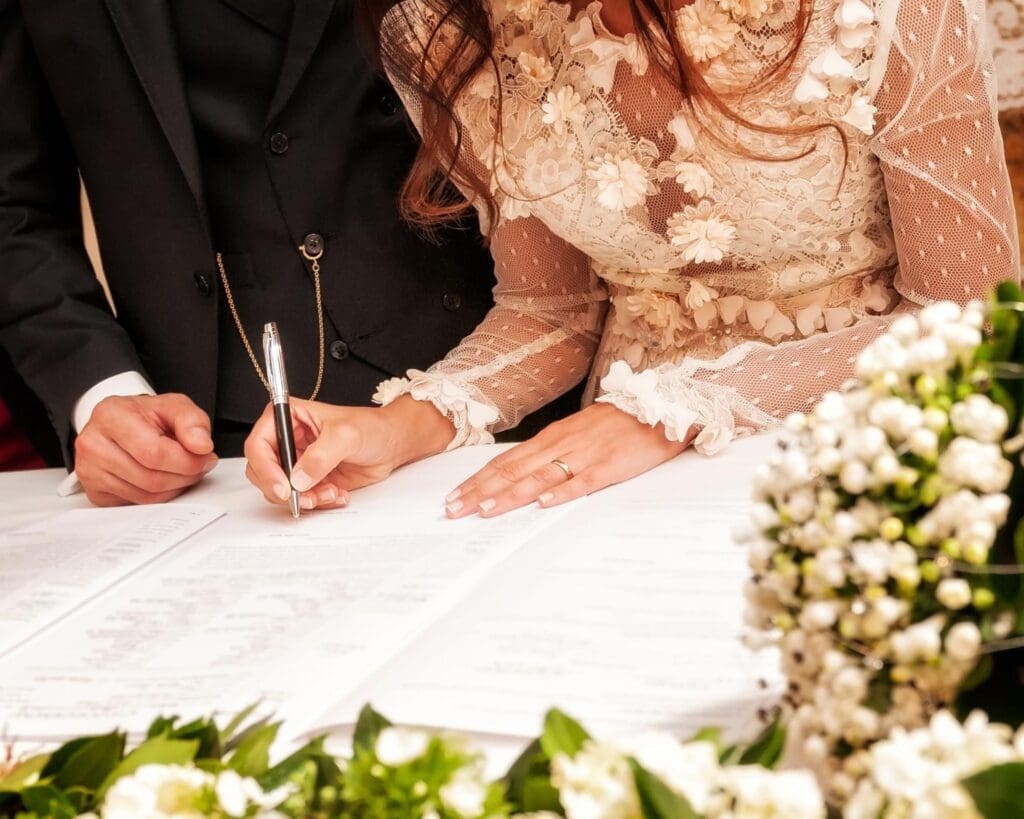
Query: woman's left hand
445 403 694 518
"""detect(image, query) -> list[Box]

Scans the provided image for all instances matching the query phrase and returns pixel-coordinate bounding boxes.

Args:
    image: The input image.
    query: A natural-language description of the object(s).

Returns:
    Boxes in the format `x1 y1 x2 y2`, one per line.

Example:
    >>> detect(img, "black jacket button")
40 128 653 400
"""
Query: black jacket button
442 293 462 311
329 340 349 361
303 233 324 257
194 271 213 296
378 91 400 116
269 132 289 155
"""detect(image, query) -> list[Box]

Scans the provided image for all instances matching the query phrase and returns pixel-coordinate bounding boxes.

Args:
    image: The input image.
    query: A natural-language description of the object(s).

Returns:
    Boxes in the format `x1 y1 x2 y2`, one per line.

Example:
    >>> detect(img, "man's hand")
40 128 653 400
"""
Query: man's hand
74 393 217 506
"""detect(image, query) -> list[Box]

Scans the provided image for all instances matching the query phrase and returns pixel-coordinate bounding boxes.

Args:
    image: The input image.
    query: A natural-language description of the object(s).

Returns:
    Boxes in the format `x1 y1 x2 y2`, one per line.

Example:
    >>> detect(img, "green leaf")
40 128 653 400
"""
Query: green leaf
260 737 341 793
146 715 179 739
53 732 125 792
353 704 392 754
687 727 723 751
170 717 221 760
540 709 591 760
738 718 786 769
629 759 700 819
502 738 559 813
0 754 50 794
520 776 563 813
20 784 78 819
221 702 262 745
97 736 200 798
963 762 1024 818
227 722 280 778
41 737 95 778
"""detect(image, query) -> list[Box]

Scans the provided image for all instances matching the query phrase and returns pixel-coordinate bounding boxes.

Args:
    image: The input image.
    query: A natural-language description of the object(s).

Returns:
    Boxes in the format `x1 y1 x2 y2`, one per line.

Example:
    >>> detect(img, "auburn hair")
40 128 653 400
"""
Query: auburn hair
359 0 842 235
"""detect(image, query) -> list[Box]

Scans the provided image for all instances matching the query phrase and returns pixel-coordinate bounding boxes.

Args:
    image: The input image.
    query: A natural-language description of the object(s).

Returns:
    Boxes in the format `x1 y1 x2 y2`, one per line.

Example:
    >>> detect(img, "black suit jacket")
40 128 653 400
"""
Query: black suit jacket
0 0 581 465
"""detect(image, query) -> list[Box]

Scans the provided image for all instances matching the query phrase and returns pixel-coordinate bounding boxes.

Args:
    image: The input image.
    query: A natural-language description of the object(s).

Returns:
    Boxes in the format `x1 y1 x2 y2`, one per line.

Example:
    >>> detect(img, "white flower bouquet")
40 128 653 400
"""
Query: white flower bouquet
740 280 1024 815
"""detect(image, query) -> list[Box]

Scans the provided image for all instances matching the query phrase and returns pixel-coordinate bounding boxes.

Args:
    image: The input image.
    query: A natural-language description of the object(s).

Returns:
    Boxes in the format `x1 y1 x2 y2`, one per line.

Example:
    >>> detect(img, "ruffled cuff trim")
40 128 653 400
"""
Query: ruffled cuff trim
373 371 499 450
595 360 737 455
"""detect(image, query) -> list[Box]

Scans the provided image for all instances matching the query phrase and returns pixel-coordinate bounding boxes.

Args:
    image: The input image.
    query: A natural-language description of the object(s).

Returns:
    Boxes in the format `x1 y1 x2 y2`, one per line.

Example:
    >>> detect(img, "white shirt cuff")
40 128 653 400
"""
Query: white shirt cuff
72 371 155 433
60 371 156 497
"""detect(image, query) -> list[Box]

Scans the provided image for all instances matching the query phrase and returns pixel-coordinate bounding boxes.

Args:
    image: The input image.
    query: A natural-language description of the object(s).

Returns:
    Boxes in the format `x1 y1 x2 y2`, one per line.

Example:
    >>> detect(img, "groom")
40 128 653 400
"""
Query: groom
0 0 577 505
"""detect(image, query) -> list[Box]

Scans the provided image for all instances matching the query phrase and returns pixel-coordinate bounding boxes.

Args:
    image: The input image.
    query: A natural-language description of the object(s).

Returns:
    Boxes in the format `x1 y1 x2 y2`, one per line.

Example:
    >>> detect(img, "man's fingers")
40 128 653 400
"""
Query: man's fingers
91 470 186 506
158 394 215 455
469 460 573 518
109 411 214 476
102 440 208 495
291 426 359 492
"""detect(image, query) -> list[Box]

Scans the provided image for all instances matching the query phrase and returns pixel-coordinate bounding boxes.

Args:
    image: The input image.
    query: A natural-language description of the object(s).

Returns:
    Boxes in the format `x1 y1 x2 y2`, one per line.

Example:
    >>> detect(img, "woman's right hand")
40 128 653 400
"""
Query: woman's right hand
243 395 455 510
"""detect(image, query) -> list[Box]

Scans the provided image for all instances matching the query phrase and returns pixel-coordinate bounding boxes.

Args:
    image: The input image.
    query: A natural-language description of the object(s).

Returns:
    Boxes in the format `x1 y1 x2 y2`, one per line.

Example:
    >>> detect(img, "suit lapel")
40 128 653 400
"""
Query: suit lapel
103 0 207 223
265 0 337 127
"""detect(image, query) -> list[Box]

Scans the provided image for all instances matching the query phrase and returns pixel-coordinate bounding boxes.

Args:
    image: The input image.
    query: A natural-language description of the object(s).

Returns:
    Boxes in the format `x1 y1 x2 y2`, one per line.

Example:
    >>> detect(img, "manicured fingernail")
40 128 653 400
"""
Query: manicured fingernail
300 495 315 510
273 483 290 501
479 498 496 513
538 492 554 506
203 456 218 471
317 486 337 504
333 494 349 508
291 468 312 492
446 500 464 515
446 488 462 503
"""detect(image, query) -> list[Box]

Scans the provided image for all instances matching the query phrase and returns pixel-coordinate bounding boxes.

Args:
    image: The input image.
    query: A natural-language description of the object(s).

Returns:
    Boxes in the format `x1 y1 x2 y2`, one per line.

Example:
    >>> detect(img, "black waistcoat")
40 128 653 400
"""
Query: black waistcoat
169 0 496 425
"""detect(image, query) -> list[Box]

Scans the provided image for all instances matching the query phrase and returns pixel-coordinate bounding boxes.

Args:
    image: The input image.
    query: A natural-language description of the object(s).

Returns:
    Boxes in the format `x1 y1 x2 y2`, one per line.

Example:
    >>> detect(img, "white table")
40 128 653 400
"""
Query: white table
0 434 780 774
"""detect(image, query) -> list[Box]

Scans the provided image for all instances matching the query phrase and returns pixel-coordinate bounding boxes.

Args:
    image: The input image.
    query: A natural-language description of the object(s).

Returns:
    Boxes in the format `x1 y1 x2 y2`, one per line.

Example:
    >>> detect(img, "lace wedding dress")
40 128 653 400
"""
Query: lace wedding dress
375 0 1021 454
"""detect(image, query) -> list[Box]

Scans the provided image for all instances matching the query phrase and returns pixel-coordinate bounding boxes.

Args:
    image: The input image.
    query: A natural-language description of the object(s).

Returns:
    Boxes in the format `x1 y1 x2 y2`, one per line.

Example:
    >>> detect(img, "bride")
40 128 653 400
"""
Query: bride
245 0 1020 516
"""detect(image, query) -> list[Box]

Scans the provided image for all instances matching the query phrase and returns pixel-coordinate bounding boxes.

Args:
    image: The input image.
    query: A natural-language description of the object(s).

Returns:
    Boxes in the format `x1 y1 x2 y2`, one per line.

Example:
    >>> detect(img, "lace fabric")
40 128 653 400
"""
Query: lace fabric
378 0 1021 452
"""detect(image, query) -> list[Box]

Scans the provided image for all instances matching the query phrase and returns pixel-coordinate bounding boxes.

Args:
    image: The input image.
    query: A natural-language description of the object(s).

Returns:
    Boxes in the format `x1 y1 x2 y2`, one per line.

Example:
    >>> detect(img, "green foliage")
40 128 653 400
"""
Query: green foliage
342 731 508 819
226 721 280 778
963 762 1024 818
540 709 591 761
353 705 392 755
737 718 785 769
502 738 562 814
629 760 700 819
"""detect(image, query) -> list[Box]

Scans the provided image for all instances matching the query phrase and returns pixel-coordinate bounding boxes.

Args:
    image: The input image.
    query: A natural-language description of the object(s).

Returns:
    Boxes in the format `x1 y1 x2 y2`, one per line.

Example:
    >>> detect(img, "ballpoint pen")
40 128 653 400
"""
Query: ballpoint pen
262 321 301 519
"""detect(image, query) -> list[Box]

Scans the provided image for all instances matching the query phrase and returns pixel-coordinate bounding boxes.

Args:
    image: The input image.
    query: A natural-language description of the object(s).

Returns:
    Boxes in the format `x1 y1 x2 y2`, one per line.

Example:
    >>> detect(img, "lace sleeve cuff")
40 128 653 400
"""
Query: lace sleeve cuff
373 370 500 450
595 360 741 455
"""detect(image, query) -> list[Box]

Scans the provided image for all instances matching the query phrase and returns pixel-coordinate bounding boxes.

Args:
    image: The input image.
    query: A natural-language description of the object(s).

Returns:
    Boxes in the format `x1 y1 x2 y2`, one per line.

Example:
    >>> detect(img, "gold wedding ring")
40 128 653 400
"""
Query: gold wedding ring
551 459 574 481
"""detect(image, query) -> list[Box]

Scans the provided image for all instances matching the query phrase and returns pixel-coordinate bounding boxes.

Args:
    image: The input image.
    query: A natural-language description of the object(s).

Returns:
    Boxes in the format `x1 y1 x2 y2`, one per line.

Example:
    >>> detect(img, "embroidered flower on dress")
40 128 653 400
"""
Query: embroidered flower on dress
717 0 769 21
673 162 715 198
676 0 740 62
518 50 555 84
667 113 698 157
843 90 877 135
541 85 587 136
507 0 544 22
684 280 722 329
587 146 651 210
667 201 737 264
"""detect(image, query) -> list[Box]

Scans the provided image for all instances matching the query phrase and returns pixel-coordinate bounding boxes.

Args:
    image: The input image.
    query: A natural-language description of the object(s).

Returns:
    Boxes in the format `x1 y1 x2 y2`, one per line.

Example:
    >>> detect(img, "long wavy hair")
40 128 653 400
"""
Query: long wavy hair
359 0 838 234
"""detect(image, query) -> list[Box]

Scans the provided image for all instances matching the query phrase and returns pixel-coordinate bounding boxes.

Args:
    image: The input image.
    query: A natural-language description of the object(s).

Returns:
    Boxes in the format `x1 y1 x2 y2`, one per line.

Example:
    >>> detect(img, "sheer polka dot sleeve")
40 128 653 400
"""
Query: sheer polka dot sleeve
376 217 607 447
867 0 1020 301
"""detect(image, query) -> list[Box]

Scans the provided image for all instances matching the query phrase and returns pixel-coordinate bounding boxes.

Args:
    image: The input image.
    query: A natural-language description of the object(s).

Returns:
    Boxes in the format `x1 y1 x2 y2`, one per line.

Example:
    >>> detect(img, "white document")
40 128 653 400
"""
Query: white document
314 444 782 743
0 449 573 740
0 505 223 658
